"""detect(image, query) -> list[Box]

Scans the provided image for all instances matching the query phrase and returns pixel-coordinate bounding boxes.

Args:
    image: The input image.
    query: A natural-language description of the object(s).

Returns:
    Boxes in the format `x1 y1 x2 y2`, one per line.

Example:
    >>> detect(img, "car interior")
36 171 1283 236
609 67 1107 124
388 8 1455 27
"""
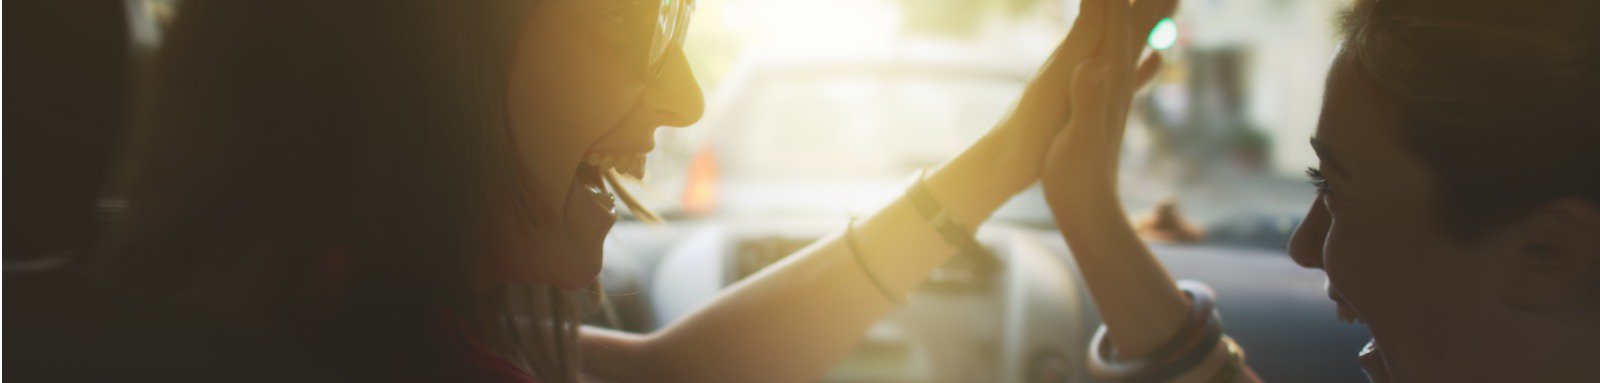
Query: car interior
8 1 1372 382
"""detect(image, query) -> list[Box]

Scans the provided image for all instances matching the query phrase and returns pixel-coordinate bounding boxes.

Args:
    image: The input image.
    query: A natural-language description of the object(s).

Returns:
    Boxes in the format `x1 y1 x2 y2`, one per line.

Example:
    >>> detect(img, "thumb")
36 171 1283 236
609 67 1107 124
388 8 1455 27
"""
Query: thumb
1063 59 1111 150
1045 60 1111 175
1043 59 1118 196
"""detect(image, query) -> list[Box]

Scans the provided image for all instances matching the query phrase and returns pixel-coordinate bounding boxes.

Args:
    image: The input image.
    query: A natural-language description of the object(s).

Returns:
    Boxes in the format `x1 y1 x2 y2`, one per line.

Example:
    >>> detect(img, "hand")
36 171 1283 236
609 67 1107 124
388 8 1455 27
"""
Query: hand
1040 0 1163 211
923 0 1171 229
983 0 1175 195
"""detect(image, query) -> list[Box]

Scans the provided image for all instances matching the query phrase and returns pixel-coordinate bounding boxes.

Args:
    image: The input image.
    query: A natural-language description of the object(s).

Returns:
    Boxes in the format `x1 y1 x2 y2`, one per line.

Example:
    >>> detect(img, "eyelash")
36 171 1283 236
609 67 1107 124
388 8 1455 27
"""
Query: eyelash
1306 167 1333 196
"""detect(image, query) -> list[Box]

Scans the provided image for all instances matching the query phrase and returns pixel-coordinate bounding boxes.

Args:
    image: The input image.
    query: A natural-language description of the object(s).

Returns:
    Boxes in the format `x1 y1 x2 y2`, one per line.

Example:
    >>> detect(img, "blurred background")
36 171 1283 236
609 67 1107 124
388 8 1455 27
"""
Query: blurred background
592 0 1374 382
633 0 1339 240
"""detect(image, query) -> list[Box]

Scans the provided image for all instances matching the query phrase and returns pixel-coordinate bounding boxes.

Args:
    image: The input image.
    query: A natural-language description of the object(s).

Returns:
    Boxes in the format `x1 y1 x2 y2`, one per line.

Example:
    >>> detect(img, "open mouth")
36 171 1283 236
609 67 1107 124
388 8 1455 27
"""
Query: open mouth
583 151 647 179
575 151 648 213
1360 338 1387 382
558 150 649 255
1326 279 1388 381
574 160 615 211
1336 298 1388 381
1325 277 1362 325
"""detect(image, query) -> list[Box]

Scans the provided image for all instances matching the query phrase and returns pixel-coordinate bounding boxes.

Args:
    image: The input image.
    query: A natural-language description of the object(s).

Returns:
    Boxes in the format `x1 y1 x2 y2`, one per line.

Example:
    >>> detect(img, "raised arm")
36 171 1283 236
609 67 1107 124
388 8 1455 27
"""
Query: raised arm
578 0 1176 381
1040 0 1257 381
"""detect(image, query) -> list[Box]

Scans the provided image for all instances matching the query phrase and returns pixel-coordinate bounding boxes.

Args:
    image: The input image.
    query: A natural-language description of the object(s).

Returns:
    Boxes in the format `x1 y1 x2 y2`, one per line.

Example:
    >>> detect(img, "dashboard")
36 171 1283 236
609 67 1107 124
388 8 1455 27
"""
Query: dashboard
648 219 1093 382
617 216 1370 382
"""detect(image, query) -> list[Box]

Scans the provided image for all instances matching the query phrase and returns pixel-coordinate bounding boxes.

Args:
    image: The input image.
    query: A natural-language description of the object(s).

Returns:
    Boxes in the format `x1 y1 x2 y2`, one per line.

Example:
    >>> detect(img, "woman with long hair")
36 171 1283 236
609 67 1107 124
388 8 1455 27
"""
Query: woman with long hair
1044 0 1600 381
88 0 1174 381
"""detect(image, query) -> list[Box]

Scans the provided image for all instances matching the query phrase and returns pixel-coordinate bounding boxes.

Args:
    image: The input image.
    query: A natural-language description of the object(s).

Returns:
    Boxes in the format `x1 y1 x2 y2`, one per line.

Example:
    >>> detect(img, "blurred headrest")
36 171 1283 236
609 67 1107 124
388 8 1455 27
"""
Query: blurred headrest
6 0 139 260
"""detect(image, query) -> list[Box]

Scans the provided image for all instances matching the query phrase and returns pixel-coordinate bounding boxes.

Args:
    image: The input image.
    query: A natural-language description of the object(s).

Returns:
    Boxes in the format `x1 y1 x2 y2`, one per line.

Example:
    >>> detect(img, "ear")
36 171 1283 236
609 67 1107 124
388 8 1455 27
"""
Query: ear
1503 198 1600 312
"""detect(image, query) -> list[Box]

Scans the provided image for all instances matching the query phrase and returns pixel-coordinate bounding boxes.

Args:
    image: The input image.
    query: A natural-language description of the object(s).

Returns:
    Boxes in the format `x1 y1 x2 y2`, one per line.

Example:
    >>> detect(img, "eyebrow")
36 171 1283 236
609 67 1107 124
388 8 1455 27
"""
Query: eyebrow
1309 137 1354 181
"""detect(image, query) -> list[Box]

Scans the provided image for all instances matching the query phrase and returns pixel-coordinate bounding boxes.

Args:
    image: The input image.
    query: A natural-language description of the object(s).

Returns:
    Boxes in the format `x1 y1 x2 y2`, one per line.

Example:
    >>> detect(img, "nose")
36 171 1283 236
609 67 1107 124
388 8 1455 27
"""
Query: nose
1288 197 1330 269
639 45 703 127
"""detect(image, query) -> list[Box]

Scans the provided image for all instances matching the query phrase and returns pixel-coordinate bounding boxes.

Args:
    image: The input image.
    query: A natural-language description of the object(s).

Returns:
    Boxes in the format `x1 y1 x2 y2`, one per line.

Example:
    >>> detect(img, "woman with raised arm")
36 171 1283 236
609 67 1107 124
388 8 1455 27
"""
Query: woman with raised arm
85 0 1174 381
1043 0 1600 381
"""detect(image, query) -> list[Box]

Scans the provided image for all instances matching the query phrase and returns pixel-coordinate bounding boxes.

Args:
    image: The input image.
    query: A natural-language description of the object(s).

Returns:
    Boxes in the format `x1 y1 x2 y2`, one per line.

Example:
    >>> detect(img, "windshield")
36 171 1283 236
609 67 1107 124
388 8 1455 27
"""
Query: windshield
720 69 1025 181
634 0 1340 249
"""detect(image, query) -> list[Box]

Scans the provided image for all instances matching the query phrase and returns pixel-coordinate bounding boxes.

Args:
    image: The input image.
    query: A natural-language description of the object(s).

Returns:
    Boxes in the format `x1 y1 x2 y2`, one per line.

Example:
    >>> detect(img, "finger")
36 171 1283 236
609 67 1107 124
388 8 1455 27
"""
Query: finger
1054 0 1109 76
1022 0 1110 122
1046 62 1106 176
1108 0 1134 43
1133 52 1163 89
1076 0 1110 44
1106 0 1136 86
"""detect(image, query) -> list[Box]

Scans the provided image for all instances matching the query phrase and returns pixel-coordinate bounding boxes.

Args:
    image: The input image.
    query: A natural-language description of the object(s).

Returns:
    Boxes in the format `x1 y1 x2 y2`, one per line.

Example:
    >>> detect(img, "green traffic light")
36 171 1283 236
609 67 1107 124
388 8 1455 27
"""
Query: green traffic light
1149 18 1177 50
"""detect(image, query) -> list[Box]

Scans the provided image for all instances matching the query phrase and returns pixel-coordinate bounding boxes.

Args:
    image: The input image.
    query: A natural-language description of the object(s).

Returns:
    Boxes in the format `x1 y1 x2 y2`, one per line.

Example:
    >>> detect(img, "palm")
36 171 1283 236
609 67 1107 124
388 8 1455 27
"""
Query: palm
1040 0 1156 208
994 0 1173 187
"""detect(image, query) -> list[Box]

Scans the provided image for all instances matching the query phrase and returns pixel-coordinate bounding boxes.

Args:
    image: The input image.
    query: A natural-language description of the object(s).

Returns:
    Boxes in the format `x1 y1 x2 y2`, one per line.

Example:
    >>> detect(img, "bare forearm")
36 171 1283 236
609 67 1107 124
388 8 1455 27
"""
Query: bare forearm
585 136 1022 382
629 212 940 382
1050 192 1188 358
579 327 648 382
1049 194 1262 382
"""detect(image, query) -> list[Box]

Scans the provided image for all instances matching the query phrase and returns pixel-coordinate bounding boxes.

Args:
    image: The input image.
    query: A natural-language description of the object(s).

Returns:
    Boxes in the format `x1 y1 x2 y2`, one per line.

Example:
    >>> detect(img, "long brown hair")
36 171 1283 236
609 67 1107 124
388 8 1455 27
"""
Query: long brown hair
1338 0 1600 238
88 1 581 380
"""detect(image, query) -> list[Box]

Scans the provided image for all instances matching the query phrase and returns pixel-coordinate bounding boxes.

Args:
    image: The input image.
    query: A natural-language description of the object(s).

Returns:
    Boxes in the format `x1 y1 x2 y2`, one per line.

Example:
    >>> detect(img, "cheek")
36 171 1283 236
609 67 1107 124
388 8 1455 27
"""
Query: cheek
1323 206 1420 300
512 52 638 135
512 13 641 134
1322 183 1472 326
507 18 645 207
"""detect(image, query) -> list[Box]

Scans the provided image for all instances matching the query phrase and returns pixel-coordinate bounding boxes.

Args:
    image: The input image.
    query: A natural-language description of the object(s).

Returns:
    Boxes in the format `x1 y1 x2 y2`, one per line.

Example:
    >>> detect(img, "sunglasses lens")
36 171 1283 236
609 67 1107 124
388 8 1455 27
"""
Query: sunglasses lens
647 0 692 78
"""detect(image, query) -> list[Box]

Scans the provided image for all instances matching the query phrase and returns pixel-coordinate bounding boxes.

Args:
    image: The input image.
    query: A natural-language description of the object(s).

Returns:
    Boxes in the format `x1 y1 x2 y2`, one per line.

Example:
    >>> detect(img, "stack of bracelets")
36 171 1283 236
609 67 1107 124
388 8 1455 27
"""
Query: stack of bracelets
1089 280 1247 383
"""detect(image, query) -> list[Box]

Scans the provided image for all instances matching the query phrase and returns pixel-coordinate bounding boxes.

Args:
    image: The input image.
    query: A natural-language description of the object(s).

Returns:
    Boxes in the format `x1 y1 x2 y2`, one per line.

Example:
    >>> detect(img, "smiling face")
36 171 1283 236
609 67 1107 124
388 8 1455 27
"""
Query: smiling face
497 0 703 289
1287 0 1600 380
1288 55 1523 382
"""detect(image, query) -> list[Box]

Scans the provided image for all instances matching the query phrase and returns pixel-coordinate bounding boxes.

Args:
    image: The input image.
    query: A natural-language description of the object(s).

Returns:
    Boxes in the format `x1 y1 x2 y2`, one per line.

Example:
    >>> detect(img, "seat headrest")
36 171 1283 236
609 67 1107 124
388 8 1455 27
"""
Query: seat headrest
7 0 139 260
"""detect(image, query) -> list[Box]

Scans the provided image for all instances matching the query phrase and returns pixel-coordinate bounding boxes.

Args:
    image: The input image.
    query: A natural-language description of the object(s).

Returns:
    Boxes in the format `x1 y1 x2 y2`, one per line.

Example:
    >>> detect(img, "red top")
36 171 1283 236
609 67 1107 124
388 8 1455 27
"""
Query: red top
437 313 540 383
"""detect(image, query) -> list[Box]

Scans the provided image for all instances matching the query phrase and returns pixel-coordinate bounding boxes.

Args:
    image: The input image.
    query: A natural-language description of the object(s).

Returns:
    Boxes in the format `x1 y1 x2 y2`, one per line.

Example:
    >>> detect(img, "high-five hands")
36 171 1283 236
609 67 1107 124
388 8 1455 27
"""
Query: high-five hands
983 0 1173 196
1042 0 1165 210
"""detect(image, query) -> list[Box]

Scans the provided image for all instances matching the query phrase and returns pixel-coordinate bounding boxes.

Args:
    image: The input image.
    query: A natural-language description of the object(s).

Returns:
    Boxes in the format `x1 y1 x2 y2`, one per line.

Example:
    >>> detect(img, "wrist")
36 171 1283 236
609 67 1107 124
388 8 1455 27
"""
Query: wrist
923 135 1025 229
1043 179 1120 214
986 120 1050 192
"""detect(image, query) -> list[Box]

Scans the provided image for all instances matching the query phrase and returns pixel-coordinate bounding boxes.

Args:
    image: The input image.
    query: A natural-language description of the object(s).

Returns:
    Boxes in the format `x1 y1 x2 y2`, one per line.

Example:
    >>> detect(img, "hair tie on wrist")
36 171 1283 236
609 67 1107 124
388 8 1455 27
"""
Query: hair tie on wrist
845 217 903 304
